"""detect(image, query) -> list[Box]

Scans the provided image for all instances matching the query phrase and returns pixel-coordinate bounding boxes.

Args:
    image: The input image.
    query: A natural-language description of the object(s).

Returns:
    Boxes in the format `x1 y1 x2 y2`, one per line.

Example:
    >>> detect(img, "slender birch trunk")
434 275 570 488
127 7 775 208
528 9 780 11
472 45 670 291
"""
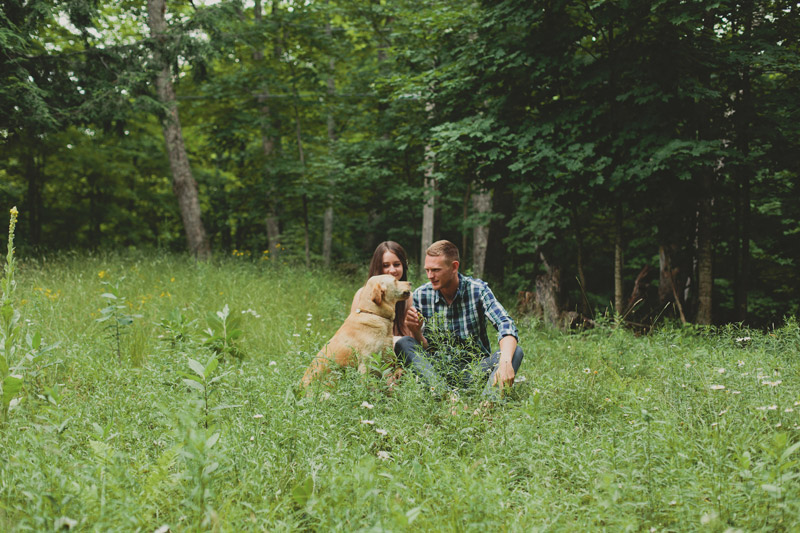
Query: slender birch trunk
322 12 335 266
696 168 715 325
420 102 435 272
256 0 282 257
613 202 623 316
147 0 210 260
471 187 491 279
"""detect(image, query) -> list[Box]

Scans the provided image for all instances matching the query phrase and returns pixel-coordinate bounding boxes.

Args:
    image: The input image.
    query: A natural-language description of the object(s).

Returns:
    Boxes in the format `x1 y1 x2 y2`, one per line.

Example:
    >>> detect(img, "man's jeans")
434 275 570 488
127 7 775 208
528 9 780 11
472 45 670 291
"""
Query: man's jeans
394 336 524 396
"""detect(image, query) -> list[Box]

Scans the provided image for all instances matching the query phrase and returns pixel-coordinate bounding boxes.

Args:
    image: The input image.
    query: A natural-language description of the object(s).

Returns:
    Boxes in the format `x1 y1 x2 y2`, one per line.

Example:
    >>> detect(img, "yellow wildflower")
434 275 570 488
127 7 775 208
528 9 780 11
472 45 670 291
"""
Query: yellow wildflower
98 270 107 279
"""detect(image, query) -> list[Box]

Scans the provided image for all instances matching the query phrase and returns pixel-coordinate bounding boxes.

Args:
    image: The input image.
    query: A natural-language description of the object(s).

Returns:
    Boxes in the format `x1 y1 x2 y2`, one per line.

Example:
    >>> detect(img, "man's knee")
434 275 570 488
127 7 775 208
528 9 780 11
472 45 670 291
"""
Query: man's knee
394 336 420 365
512 345 524 370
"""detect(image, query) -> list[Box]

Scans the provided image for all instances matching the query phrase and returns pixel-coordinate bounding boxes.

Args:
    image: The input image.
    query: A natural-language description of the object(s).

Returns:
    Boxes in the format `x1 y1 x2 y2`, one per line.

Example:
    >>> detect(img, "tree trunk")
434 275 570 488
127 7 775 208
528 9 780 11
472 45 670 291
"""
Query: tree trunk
696 171 714 325
420 102 436 271
23 141 43 246
613 202 624 315
461 183 471 260
733 2 754 322
292 96 310 268
322 12 335 267
535 252 563 328
575 215 589 316
471 187 491 279
658 245 673 306
255 0 282 259
147 0 210 260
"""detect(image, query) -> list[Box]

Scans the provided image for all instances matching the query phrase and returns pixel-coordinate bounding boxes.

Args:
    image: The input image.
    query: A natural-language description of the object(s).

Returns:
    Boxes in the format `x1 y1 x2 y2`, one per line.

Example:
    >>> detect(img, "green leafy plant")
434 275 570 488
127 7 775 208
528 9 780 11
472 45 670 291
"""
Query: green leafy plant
421 313 493 395
0 207 54 423
158 306 198 346
0 207 23 422
180 353 235 429
96 277 141 361
203 304 244 360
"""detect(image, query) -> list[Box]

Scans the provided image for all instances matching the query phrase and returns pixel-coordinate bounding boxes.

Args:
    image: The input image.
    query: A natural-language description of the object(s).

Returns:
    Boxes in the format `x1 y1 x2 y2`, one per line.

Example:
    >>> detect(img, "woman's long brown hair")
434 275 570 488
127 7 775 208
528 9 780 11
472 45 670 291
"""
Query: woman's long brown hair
367 241 410 336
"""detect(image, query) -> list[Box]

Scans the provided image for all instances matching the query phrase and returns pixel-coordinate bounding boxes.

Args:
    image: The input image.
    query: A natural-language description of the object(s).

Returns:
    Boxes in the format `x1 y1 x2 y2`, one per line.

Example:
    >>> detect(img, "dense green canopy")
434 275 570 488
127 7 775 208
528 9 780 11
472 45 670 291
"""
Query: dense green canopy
2 0 799 326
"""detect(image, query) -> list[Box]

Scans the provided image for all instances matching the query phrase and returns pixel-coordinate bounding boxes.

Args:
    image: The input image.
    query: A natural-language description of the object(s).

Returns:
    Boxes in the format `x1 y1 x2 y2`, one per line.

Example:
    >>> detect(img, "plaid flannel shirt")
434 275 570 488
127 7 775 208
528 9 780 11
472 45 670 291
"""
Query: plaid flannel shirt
413 273 518 356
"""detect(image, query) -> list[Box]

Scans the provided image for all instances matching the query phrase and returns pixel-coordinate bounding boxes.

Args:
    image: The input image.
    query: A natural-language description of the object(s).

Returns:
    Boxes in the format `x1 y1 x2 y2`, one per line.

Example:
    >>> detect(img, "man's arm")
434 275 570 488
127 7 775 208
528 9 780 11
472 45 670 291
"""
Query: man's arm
478 284 519 389
492 335 517 389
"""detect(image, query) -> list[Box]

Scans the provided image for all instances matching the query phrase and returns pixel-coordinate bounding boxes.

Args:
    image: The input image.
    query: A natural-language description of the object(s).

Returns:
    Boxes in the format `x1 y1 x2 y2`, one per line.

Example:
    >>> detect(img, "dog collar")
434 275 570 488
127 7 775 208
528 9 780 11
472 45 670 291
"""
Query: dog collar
356 308 387 318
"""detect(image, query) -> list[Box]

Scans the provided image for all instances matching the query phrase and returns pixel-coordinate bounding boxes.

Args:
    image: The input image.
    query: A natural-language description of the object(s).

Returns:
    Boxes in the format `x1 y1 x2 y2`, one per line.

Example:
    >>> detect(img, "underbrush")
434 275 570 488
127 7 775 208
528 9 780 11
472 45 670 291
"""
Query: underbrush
1 250 799 531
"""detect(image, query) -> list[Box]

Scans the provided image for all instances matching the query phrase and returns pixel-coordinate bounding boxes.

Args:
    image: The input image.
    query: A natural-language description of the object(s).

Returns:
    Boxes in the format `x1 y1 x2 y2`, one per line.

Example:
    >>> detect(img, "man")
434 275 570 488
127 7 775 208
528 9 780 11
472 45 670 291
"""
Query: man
395 240 523 395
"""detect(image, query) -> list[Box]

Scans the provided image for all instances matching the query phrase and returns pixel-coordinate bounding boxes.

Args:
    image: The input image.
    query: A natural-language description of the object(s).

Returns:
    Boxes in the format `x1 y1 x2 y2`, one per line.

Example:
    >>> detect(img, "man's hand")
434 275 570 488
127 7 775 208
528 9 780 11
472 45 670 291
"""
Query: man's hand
405 306 426 345
492 359 515 389
493 335 518 390
405 305 422 331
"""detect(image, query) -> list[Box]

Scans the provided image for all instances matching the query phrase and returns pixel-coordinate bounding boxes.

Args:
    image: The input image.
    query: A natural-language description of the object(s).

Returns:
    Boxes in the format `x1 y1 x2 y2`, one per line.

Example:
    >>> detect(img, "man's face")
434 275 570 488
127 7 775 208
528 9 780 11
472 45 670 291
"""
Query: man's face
424 254 459 293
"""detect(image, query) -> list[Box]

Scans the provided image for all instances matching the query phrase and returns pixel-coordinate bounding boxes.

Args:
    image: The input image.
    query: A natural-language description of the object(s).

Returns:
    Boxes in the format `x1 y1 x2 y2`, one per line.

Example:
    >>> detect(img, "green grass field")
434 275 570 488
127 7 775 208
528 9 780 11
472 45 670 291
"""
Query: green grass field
1 252 799 531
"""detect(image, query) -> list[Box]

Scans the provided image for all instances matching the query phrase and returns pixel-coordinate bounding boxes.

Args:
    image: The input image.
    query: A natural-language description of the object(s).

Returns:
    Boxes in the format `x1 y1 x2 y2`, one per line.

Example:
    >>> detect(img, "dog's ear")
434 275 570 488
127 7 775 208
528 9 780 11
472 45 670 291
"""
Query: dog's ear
371 281 385 305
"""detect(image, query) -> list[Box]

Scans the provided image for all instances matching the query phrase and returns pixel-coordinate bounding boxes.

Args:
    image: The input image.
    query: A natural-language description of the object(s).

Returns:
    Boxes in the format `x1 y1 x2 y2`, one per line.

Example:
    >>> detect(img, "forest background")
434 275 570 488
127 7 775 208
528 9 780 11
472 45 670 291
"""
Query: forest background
2 0 799 328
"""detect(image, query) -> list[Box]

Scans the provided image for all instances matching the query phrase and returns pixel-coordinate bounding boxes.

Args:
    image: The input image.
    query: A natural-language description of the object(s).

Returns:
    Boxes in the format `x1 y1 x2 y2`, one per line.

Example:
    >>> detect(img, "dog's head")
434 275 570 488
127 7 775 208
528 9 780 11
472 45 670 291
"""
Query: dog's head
368 274 412 306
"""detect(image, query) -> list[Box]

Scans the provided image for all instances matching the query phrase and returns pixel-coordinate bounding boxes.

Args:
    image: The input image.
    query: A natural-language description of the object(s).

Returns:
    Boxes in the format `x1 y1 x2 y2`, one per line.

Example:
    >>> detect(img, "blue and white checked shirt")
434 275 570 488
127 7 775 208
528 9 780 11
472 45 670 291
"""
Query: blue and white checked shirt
413 273 518 356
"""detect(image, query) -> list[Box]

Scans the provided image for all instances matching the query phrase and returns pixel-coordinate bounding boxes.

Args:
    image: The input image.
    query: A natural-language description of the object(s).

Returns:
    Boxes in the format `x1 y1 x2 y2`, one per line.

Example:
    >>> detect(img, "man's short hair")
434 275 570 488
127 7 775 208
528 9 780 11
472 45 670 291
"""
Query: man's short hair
426 240 460 264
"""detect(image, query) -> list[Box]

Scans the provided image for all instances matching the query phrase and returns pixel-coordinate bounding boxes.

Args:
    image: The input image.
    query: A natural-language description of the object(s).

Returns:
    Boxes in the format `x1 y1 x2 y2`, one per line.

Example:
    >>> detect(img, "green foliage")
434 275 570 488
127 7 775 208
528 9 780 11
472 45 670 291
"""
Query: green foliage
95 276 141 362
0 207 55 423
1 0 799 326
202 304 245 360
180 352 235 430
0 254 798 529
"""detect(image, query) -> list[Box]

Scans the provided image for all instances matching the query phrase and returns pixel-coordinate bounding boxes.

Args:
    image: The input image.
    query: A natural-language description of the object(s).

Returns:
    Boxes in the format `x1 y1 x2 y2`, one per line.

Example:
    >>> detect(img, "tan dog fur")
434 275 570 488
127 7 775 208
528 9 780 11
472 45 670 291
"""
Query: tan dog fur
302 274 412 388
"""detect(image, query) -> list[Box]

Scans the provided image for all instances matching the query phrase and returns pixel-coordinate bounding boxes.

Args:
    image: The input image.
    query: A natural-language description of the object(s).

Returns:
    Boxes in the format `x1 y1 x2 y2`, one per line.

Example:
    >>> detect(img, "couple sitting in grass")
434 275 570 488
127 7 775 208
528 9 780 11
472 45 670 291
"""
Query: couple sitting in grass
354 239 524 397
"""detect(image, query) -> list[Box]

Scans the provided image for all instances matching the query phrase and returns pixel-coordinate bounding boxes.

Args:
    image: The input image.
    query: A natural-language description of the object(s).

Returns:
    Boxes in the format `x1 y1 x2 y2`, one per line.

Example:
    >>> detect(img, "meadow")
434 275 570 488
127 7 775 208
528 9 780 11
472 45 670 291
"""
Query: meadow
1 251 799 532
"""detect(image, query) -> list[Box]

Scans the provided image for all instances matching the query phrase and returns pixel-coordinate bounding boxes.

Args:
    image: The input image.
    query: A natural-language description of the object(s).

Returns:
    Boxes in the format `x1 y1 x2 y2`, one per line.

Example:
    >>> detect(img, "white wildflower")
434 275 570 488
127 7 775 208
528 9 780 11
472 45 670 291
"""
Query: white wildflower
253 414 264 419
361 419 374 425
269 361 277 366
709 384 725 390
762 380 782 387
717 368 726 374
737 360 745 367
361 401 374 409
375 428 388 436
377 450 391 460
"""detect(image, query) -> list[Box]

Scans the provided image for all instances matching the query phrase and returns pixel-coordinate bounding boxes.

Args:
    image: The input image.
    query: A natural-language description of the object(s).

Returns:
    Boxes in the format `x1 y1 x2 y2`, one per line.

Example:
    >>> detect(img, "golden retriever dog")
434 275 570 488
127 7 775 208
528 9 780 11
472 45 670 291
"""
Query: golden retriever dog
302 274 412 388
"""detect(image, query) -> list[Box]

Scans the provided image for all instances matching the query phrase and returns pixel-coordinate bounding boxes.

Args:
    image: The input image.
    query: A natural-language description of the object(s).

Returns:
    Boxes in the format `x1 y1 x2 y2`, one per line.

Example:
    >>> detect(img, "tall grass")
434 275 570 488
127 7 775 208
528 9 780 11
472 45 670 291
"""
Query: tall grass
1 250 799 531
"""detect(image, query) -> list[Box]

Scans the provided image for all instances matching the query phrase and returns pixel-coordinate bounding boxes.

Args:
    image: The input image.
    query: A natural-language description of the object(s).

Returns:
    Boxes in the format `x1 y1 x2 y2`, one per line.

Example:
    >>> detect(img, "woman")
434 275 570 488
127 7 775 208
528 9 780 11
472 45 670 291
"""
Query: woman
351 241 412 341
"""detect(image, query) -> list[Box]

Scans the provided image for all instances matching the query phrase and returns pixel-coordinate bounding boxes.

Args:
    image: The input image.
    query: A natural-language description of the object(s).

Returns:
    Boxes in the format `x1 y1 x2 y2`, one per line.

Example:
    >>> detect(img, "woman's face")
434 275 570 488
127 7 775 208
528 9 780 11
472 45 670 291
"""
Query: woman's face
381 251 404 280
